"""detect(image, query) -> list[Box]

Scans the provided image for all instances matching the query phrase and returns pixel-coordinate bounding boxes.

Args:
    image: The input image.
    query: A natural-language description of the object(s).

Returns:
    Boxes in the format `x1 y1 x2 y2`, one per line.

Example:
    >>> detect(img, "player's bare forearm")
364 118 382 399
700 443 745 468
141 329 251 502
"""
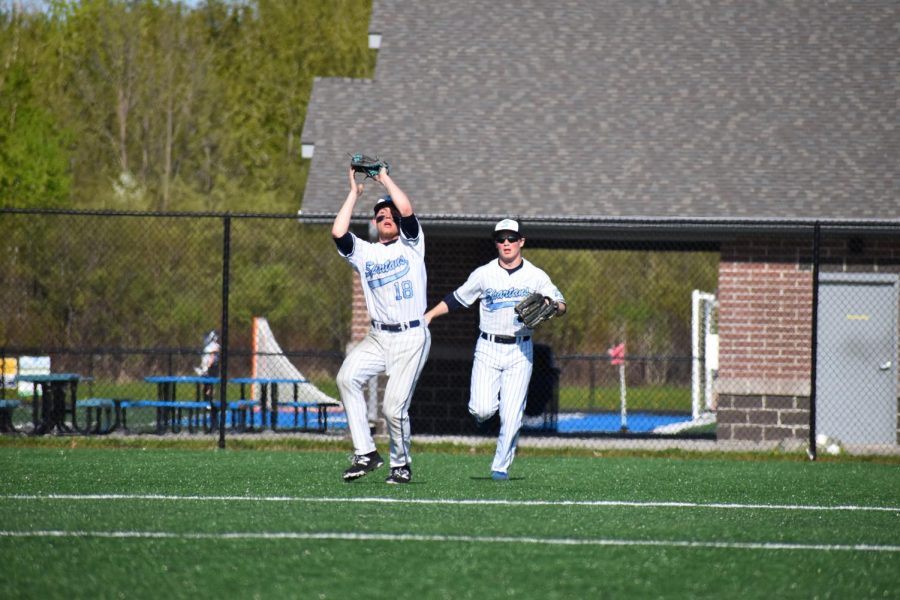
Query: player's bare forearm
332 169 363 237
331 193 357 237
556 301 567 317
375 170 413 216
424 301 449 326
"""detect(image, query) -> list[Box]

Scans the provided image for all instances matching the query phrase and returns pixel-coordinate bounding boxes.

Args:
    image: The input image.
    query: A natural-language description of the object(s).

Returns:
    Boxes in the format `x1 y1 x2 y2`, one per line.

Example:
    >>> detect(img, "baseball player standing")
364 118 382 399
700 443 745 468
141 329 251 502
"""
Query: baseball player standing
332 166 431 484
424 219 566 480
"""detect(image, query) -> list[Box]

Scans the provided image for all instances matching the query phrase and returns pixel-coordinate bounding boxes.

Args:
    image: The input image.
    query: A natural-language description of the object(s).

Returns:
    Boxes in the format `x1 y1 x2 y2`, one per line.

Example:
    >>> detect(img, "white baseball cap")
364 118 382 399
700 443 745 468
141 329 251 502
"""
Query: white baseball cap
494 218 519 233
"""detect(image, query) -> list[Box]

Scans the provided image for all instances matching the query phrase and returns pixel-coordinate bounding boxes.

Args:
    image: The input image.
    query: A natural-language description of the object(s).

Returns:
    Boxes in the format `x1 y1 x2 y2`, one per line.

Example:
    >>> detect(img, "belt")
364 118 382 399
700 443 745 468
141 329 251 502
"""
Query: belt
372 320 421 332
480 332 531 344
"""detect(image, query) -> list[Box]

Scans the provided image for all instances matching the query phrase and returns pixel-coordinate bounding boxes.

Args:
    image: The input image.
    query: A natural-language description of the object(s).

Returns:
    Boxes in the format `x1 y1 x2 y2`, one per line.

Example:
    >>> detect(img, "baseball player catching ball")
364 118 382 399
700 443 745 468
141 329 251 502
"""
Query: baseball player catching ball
424 219 566 480
332 165 431 484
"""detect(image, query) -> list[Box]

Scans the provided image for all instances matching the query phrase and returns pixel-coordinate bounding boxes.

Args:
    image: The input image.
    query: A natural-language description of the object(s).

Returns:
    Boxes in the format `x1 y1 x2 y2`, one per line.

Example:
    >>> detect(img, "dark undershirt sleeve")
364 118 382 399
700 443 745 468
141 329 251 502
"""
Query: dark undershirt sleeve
443 293 463 312
399 214 420 239
333 232 353 256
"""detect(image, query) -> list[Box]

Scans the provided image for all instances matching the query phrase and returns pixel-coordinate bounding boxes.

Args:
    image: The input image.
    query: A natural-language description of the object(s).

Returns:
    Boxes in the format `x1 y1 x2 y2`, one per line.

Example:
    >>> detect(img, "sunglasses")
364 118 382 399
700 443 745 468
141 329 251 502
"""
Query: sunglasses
494 233 521 244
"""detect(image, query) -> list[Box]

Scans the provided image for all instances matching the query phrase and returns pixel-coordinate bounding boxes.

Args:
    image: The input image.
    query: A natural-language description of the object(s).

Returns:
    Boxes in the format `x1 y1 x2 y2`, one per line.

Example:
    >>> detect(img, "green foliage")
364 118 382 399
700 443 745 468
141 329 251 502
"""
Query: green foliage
529 248 717 356
1 0 374 211
0 210 360 363
229 219 352 351
0 11 72 208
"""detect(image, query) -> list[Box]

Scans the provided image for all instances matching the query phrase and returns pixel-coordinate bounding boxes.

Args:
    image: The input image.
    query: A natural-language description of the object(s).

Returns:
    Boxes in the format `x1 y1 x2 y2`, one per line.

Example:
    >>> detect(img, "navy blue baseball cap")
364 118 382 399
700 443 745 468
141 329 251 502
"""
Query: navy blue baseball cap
373 196 394 215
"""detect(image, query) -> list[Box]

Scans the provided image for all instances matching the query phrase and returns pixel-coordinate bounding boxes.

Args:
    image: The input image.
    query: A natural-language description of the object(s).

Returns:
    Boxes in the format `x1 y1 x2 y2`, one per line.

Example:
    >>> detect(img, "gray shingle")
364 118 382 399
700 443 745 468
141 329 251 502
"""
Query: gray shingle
301 0 900 220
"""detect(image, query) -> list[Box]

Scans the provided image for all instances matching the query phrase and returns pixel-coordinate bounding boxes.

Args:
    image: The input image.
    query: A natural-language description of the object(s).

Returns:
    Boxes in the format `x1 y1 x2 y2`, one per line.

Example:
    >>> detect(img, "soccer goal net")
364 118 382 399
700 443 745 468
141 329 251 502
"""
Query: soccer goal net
691 290 718 419
252 317 340 406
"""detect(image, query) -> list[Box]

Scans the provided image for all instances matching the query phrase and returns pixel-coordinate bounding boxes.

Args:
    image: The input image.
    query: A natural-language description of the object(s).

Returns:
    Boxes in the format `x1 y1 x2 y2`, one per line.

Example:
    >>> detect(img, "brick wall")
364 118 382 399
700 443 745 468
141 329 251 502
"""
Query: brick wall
717 393 809 443
717 236 814 398
350 272 368 344
717 235 900 445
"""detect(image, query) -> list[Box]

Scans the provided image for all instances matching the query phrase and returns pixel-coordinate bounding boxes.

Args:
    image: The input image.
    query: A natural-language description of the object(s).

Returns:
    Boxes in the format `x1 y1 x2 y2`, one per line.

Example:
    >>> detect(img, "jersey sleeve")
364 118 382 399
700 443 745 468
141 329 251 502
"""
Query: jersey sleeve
333 232 354 257
399 215 424 256
338 233 370 270
452 266 485 308
399 213 420 240
537 271 565 304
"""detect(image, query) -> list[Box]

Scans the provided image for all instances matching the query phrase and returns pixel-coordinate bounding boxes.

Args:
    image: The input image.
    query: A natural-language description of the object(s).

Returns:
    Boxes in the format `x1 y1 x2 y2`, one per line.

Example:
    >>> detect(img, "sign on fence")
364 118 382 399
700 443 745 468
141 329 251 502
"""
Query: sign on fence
1 357 16 388
17 356 50 396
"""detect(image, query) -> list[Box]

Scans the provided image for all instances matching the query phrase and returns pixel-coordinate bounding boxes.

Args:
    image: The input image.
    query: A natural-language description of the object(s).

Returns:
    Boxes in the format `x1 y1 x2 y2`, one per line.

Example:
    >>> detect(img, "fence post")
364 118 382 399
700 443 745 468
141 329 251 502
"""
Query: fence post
589 356 596 409
218 215 232 450
808 221 821 461
0 348 6 397
88 352 95 397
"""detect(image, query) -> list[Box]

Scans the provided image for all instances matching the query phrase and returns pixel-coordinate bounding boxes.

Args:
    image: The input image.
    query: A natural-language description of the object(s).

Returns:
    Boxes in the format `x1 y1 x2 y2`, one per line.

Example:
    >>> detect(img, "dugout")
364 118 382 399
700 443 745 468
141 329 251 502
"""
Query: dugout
522 344 560 432
409 341 560 436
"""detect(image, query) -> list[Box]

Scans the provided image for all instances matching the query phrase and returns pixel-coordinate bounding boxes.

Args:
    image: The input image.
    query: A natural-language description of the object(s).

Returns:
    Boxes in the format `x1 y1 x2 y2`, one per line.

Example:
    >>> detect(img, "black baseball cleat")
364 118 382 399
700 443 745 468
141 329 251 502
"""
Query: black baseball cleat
385 464 412 484
342 451 384 481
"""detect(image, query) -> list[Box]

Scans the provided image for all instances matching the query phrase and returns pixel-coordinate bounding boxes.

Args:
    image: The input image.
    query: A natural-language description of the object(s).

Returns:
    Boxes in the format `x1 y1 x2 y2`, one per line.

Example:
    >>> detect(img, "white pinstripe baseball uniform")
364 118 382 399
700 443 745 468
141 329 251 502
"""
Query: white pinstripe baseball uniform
335 215 431 469
452 257 565 475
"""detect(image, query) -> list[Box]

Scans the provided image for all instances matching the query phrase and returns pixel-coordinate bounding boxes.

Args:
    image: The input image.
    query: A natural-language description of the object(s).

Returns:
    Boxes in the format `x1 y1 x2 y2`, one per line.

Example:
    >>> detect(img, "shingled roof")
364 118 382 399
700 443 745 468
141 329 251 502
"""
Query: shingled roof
301 0 899 221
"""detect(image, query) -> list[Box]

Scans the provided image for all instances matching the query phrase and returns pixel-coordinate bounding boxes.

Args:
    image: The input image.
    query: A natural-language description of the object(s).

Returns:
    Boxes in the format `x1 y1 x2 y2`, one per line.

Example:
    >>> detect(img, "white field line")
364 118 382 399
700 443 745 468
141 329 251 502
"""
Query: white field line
2 493 899 513
0 529 898 553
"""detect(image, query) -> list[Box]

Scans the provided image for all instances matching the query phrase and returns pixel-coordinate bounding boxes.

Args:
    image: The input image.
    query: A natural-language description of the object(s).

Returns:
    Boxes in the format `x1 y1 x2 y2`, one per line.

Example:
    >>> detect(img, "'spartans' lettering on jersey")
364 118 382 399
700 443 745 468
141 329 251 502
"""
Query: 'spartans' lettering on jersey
483 287 532 311
365 256 411 289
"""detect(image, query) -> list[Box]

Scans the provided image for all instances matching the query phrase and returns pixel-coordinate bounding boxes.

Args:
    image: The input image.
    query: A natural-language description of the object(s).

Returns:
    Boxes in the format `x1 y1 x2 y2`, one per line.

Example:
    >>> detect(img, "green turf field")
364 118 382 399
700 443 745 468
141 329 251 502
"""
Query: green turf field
1 446 898 599
559 383 691 412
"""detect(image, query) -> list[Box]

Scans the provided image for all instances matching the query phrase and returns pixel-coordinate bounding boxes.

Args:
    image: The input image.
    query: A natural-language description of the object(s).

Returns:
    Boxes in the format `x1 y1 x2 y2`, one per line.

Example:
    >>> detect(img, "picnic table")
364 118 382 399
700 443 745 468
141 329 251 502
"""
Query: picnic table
141 375 220 433
230 377 335 432
17 373 82 435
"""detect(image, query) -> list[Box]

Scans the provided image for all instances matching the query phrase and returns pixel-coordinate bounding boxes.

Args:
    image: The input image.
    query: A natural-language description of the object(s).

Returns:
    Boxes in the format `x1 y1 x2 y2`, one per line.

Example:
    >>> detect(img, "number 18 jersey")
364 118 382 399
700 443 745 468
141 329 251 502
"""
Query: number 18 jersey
340 222 427 324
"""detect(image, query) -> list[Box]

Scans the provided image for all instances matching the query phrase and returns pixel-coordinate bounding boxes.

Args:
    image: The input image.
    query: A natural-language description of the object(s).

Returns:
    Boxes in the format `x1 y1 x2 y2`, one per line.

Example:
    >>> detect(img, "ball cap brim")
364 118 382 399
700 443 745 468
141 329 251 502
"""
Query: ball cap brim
494 218 519 234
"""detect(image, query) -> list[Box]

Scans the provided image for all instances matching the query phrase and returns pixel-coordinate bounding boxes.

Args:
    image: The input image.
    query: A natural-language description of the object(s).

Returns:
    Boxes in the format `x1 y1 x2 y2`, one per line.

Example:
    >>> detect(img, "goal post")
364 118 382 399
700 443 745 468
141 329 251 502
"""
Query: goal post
691 290 718 419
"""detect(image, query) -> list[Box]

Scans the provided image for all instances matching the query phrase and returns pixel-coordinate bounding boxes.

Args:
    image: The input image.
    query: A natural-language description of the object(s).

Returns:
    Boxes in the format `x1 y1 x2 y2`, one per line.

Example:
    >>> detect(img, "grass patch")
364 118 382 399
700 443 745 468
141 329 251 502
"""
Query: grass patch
559 384 691 412
62 378 689 412
1 434 898 465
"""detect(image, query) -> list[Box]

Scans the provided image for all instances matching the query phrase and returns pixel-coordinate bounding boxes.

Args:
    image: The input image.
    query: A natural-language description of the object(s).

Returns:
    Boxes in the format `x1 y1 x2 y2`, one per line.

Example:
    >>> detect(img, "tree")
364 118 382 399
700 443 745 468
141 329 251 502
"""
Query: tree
0 6 71 208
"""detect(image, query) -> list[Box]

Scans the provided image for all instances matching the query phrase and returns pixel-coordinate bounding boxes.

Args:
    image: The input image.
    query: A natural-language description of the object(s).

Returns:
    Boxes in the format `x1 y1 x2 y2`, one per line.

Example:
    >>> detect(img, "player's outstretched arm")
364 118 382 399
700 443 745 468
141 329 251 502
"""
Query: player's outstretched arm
424 301 449 326
375 169 412 217
332 168 364 238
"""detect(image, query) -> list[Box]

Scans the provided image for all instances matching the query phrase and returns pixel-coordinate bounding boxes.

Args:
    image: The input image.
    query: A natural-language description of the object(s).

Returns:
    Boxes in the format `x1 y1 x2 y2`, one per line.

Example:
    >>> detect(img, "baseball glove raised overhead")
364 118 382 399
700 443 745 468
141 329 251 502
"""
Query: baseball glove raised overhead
515 292 559 329
350 153 390 179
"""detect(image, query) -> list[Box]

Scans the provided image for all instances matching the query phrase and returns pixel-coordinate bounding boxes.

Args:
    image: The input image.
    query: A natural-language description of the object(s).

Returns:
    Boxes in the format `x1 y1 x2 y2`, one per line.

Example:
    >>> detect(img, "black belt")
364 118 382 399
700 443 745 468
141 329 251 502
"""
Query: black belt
480 332 531 344
372 320 421 332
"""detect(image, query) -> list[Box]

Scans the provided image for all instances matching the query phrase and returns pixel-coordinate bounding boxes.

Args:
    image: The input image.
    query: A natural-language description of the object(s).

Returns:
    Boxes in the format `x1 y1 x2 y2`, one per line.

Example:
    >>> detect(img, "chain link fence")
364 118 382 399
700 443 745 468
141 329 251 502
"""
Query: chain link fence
1 209 898 457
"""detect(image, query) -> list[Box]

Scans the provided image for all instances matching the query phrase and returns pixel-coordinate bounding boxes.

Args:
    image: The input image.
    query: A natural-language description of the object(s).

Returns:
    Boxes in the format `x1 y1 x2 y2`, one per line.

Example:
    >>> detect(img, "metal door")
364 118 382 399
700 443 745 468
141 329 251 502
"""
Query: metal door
816 273 898 445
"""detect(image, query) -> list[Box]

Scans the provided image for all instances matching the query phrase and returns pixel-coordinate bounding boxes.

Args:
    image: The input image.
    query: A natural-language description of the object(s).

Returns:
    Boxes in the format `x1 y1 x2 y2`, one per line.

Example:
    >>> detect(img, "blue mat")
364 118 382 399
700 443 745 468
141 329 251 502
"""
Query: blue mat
187 409 688 434
554 411 691 433
300 410 689 434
